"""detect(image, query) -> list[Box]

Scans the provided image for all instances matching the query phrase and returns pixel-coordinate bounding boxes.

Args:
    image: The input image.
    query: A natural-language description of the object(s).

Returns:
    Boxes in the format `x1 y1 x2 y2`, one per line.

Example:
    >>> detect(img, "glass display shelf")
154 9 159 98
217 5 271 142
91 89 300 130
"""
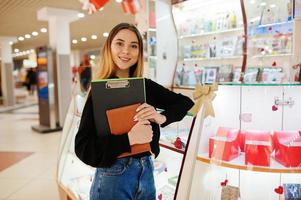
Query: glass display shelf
179 28 243 39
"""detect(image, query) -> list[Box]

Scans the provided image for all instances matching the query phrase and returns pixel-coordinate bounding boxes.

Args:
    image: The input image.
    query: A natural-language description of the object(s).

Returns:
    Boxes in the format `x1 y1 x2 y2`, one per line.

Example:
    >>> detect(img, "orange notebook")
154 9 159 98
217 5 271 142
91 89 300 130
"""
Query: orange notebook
106 103 151 158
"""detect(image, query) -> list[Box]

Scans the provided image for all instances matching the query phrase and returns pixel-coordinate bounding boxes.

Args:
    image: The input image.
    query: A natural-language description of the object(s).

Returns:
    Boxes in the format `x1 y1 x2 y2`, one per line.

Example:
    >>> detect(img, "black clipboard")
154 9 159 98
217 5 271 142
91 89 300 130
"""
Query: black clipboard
91 77 146 137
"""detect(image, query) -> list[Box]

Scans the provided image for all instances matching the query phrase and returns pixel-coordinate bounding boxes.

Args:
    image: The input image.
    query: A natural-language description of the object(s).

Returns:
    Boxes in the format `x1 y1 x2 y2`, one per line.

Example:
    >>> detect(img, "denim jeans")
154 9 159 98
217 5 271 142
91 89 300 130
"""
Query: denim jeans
90 156 156 200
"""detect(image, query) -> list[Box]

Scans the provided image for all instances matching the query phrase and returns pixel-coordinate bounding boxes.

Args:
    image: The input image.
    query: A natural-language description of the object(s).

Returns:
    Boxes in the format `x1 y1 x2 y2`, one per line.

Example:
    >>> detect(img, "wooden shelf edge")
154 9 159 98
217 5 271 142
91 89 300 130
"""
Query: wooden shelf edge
196 156 301 173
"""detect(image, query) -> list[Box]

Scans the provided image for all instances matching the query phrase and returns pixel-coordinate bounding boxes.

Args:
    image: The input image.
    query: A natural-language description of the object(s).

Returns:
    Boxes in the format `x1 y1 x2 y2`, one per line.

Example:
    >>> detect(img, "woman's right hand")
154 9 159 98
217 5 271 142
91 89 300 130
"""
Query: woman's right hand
128 119 153 145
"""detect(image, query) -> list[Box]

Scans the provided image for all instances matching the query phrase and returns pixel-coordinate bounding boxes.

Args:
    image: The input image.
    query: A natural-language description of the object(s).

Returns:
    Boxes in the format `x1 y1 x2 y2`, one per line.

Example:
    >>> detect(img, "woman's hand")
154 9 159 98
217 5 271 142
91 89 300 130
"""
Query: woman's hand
128 119 153 145
134 103 166 125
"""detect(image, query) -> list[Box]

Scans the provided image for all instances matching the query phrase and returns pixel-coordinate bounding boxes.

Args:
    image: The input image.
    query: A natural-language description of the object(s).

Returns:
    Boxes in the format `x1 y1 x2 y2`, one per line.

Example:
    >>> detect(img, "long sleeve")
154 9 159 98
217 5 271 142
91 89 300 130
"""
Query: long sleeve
145 79 194 127
74 95 131 168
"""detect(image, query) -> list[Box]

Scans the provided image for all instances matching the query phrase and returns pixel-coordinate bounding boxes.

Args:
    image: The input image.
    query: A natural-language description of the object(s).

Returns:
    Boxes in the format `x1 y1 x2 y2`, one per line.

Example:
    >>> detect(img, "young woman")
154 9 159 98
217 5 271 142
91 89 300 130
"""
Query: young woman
75 23 194 200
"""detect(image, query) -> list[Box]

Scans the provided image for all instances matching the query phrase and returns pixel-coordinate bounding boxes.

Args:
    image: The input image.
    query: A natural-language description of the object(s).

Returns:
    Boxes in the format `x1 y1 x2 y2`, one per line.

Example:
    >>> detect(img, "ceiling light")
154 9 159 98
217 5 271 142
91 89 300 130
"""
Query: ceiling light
78 13 85 18
81 37 87 42
99 7 104 11
90 55 96 59
91 35 97 40
40 28 47 33
14 49 19 53
18 36 24 41
9 41 13 45
115 0 122 3
72 39 78 44
103 32 109 37
32 31 39 36
250 0 255 4
25 34 31 39
270 4 276 8
260 2 267 6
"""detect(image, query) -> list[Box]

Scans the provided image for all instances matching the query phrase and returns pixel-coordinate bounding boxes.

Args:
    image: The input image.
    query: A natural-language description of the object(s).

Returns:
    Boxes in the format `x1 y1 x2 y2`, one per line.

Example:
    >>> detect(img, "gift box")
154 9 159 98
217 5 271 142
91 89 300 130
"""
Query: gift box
209 127 240 161
245 131 273 167
238 130 246 152
273 131 301 167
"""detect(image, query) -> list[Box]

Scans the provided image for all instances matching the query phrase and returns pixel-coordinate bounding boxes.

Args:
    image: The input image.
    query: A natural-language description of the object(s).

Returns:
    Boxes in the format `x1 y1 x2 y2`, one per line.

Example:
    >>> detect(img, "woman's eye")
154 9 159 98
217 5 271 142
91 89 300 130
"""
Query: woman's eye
131 44 138 49
116 42 123 46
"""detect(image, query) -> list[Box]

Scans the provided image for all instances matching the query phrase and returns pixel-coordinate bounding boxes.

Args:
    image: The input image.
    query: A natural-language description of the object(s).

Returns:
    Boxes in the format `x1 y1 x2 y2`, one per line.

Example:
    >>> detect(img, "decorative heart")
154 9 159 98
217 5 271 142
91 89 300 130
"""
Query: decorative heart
220 179 228 187
272 105 278 111
174 137 182 149
272 61 277 67
274 186 284 194
158 193 162 200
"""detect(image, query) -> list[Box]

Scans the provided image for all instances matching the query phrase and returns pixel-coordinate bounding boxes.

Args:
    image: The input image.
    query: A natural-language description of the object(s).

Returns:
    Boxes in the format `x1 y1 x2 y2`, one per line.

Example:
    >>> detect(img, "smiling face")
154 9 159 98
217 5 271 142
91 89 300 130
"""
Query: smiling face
110 29 140 77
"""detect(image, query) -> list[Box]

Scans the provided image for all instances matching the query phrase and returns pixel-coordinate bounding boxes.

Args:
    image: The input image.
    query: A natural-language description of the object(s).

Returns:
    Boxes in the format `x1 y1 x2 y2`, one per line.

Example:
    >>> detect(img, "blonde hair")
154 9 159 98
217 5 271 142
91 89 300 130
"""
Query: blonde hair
94 23 144 80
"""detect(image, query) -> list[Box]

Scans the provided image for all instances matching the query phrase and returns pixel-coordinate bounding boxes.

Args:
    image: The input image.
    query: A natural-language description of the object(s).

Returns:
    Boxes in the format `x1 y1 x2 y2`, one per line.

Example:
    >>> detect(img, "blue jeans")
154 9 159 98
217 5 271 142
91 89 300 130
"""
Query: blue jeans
90 156 156 200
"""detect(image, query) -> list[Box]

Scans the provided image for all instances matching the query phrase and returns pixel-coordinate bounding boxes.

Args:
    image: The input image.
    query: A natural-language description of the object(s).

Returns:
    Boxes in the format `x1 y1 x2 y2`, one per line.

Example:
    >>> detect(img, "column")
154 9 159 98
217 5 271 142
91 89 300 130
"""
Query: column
37 7 79 126
0 37 16 106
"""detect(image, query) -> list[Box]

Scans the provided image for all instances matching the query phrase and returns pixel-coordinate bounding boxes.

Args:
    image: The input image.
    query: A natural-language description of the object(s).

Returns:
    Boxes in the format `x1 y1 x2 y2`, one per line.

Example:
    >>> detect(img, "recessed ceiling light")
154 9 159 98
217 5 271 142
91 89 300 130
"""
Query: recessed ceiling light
72 39 78 44
99 7 104 11
9 41 13 45
115 0 122 3
270 4 276 8
260 2 267 6
90 55 96 59
103 32 109 37
18 36 24 41
14 49 19 53
78 13 85 18
91 35 97 40
81 37 87 42
25 34 31 39
32 31 39 36
40 28 47 33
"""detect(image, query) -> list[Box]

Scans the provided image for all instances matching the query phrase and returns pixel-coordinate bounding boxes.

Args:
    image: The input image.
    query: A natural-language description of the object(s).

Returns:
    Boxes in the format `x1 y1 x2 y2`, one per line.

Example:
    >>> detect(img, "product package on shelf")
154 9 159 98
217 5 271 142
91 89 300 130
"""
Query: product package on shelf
202 67 219 84
209 127 240 161
217 65 233 83
259 67 284 83
245 131 273 167
273 131 301 168
243 67 259 83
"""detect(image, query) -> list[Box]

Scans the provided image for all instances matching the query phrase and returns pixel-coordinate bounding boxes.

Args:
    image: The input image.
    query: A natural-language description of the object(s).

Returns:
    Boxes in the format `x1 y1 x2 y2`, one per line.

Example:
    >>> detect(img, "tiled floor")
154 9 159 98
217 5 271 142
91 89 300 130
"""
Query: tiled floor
0 103 62 200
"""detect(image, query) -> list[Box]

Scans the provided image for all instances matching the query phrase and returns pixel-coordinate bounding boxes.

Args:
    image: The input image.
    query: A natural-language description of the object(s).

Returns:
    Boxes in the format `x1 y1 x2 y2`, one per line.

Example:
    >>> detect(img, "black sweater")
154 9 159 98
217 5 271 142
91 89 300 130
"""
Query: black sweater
75 78 194 168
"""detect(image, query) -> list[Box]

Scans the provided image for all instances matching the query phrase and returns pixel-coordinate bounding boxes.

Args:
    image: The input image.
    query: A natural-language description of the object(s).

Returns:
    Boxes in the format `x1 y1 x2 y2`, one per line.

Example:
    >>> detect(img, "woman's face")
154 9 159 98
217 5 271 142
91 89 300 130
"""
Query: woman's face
111 29 139 74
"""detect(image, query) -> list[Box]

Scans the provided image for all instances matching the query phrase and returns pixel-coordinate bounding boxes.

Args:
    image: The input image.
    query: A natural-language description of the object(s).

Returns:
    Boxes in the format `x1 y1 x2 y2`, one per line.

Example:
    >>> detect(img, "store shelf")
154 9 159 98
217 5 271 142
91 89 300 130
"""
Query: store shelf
197 153 301 173
256 21 293 28
183 56 242 62
179 28 243 39
251 53 293 58
148 28 157 32
159 141 185 154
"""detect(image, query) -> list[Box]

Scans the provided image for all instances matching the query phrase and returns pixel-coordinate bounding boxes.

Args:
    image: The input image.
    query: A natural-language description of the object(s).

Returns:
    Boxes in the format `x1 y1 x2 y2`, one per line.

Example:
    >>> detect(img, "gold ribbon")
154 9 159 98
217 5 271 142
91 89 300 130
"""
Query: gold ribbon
189 83 218 117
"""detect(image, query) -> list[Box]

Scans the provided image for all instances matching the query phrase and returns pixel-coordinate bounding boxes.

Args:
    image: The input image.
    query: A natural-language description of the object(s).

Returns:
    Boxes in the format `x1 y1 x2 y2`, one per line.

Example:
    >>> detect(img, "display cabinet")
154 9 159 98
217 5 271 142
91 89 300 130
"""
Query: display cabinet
171 0 300 88
188 83 301 200
56 81 196 200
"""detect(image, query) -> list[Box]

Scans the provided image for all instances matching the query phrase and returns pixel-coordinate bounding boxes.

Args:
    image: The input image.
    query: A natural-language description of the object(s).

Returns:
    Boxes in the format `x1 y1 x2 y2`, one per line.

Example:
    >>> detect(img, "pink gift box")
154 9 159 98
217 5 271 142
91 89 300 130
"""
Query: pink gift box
273 131 301 167
209 127 240 161
245 131 273 167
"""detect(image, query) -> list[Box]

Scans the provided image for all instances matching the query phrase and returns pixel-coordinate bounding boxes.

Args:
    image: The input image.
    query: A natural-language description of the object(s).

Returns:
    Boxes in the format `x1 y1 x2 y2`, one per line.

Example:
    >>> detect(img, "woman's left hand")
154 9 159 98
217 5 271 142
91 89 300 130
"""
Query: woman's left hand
134 103 166 125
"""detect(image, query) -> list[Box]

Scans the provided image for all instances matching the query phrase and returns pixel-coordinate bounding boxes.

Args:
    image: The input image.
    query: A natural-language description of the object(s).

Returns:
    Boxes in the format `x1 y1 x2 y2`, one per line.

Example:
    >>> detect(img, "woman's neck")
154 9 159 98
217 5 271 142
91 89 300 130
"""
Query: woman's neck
115 69 130 78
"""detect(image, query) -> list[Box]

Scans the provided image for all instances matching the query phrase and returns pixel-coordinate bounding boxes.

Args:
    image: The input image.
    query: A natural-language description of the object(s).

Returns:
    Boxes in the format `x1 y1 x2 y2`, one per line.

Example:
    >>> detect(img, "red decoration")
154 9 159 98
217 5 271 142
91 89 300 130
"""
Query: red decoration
90 0 109 10
121 0 141 15
274 186 284 194
272 61 277 67
174 137 183 149
299 130 301 137
272 105 278 111
220 179 228 187
158 194 162 200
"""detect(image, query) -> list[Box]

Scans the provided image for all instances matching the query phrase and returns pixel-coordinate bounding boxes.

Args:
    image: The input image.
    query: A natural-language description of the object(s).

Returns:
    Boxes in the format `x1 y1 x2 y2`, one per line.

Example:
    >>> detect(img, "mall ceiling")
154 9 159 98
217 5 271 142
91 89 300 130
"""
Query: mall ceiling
0 0 135 53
